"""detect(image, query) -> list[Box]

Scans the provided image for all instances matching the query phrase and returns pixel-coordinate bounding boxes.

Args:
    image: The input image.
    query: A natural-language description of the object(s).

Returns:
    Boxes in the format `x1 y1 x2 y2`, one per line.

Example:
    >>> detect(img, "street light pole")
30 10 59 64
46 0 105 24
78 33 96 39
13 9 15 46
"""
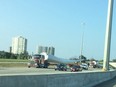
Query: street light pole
103 0 114 71
80 22 85 63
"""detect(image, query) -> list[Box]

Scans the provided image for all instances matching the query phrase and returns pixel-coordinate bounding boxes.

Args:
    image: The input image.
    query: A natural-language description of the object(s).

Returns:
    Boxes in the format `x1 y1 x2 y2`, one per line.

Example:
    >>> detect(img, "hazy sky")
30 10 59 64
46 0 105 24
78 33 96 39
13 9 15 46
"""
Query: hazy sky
0 0 116 60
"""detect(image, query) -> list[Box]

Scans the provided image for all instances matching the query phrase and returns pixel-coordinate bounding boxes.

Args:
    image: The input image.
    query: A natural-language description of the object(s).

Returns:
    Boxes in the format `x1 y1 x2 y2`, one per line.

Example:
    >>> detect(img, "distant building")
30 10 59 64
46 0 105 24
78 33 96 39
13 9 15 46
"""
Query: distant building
48 47 55 55
37 46 43 54
36 46 55 55
11 36 27 54
42 46 48 53
9 46 12 53
37 46 48 54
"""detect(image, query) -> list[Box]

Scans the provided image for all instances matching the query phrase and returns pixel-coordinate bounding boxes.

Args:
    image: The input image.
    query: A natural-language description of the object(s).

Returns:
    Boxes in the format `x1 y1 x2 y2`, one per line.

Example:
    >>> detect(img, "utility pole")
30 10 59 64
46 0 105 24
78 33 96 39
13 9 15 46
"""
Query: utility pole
103 0 114 71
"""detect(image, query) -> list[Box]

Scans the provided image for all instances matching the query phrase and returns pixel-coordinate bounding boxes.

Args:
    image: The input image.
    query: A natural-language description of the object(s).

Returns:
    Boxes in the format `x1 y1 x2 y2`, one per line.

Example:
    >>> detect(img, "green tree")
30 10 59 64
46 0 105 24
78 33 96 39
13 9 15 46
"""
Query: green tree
79 55 87 62
112 59 116 62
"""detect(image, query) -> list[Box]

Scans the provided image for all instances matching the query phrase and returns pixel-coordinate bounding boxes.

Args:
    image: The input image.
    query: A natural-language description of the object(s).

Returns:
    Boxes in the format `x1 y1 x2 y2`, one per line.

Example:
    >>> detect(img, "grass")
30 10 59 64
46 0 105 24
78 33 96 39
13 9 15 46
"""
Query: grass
0 59 28 62
0 63 27 67
0 59 28 67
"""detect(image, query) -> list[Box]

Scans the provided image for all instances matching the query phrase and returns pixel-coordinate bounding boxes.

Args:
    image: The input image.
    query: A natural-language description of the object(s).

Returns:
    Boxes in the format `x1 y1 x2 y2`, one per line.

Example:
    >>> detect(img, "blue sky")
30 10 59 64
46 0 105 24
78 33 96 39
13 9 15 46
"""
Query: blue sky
0 0 116 60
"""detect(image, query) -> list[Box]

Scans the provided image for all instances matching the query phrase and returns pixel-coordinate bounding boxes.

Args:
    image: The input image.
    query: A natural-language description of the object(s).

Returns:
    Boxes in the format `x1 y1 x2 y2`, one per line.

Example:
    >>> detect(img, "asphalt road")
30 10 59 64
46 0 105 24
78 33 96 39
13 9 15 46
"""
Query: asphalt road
0 67 102 76
0 67 84 76
0 67 68 76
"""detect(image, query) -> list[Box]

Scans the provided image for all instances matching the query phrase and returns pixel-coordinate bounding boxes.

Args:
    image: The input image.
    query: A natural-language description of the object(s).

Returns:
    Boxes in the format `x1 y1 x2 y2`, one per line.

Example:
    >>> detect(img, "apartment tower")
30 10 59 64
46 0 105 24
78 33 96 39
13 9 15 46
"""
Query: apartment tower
12 36 27 54
37 46 55 55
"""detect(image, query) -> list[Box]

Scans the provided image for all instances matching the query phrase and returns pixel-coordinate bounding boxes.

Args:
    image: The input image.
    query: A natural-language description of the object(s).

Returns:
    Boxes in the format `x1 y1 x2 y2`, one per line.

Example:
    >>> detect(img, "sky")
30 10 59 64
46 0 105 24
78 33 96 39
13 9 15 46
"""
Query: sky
0 0 116 60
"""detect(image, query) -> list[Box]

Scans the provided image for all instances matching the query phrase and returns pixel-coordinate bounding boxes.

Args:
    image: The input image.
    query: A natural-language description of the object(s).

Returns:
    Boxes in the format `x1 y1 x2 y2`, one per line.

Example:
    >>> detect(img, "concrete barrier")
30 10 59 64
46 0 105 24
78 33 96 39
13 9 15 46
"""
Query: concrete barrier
110 62 116 68
0 70 116 87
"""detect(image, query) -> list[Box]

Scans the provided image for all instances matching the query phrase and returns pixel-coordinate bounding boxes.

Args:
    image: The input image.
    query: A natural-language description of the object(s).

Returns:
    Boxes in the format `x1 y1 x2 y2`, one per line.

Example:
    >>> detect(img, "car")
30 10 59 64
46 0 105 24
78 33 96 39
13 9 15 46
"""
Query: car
95 63 103 68
70 65 82 72
80 63 88 70
55 63 67 71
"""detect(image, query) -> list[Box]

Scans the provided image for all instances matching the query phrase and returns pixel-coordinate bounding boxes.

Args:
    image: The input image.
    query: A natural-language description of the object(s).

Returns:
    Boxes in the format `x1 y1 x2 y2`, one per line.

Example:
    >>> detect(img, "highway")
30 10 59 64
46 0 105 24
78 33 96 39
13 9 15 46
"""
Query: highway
0 67 102 76
0 67 116 87
0 67 67 76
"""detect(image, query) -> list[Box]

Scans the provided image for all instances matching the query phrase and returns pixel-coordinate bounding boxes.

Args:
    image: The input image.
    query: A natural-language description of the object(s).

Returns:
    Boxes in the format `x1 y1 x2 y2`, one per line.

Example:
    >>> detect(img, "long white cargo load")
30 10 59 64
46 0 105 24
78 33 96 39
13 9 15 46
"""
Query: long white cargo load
28 52 81 68
40 52 80 64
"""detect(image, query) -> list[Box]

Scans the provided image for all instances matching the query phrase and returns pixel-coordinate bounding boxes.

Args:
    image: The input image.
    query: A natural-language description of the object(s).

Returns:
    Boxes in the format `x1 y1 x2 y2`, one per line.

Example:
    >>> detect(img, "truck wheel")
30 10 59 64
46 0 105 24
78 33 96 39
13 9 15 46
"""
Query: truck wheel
28 66 31 68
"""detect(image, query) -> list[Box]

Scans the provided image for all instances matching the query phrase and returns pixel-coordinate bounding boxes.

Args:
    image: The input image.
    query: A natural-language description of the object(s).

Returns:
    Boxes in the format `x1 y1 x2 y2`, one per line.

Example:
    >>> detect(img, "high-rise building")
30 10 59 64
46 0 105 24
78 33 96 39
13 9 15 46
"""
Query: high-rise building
42 46 48 54
37 46 55 55
36 46 48 54
37 46 43 54
48 47 55 55
9 46 12 53
11 36 27 54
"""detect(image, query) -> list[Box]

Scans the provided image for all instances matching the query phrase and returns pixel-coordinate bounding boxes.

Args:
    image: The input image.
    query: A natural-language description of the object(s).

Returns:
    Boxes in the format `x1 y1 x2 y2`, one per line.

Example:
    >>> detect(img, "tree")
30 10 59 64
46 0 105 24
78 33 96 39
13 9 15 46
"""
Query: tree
17 52 29 59
10 54 17 59
0 51 11 59
112 59 116 62
79 55 87 62
0 50 30 59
